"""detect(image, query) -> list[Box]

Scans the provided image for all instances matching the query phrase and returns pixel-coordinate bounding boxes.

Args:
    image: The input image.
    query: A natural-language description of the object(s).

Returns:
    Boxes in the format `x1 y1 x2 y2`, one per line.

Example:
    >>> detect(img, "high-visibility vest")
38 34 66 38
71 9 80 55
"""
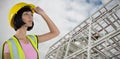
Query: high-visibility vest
2 34 39 59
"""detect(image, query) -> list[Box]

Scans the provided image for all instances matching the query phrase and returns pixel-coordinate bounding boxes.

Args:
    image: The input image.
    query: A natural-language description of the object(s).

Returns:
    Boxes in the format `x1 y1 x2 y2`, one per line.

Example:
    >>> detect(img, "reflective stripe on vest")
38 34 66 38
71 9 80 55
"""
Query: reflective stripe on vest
7 36 25 59
27 35 38 50
8 38 22 59
27 35 39 59
2 34 39 59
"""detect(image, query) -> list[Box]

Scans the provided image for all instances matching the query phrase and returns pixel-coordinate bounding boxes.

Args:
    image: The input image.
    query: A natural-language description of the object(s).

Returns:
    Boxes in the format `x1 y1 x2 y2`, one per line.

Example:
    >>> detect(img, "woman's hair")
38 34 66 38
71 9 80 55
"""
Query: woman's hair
13 6 34 31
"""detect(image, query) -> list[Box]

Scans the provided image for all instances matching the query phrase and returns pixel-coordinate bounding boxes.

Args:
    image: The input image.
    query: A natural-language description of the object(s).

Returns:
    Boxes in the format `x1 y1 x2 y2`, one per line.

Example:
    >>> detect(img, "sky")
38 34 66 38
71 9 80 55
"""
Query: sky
0 0 110 59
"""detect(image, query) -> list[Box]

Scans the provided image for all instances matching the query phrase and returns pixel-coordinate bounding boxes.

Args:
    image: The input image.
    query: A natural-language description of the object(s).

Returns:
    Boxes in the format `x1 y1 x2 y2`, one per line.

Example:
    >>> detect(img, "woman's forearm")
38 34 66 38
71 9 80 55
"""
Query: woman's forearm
34 7 60 43
38 12 59 34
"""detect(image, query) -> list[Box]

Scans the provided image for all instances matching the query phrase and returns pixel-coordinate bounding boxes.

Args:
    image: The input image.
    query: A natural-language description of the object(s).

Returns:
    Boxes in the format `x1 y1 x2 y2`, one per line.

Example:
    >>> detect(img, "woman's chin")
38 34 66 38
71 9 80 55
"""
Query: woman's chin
28 25 32 27
24 24 32 27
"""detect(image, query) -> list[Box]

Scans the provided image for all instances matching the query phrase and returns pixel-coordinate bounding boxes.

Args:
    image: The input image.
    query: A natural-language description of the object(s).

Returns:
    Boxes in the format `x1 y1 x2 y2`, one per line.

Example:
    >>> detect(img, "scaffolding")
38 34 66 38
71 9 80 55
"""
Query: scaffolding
46 0 120 59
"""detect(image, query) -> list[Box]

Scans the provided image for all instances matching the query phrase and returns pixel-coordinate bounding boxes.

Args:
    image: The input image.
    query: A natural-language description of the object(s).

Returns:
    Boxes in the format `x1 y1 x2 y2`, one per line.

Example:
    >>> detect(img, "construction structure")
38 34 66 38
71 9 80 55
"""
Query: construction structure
46 0 120 59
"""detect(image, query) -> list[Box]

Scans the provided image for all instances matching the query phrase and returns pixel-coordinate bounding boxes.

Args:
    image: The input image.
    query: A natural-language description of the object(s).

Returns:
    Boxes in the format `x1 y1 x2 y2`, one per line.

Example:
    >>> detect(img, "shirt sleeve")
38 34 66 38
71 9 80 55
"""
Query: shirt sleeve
4 43 10 53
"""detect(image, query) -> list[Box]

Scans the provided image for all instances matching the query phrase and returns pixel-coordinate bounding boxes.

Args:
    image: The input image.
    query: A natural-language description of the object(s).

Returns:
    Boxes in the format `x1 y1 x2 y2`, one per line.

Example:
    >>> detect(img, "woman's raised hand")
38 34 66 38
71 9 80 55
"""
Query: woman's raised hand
34 6 44 15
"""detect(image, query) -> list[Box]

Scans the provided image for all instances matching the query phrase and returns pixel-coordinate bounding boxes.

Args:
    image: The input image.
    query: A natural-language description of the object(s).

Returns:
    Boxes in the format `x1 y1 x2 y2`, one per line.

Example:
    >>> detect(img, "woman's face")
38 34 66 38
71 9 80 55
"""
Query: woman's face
22 11 33 27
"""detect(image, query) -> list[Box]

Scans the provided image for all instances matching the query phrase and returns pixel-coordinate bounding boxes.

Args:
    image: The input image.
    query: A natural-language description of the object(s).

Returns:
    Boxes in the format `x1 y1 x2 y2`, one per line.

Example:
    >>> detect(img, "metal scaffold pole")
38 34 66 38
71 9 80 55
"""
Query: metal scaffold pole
64 38 71 59
87 17 92 59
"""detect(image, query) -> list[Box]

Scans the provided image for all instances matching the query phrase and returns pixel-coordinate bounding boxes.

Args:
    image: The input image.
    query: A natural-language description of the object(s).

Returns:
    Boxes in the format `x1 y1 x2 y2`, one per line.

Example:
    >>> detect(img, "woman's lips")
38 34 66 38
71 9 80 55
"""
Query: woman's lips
28 20 33 24
28 20 32 22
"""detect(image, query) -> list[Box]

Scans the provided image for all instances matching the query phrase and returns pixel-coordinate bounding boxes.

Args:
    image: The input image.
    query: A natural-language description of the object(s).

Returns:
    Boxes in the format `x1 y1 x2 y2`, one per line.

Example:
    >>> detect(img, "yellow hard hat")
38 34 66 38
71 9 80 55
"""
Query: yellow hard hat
8 2 35 28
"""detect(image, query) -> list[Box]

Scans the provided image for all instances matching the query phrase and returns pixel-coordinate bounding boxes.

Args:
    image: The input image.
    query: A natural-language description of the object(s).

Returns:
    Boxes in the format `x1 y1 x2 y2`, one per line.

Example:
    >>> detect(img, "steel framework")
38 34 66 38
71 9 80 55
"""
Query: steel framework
46 0 120 59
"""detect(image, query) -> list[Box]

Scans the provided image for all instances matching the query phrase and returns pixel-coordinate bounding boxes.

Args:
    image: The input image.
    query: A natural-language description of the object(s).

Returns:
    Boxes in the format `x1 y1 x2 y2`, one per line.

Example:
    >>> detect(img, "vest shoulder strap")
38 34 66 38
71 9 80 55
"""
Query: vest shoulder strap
3 37 25 59
27 34 38 49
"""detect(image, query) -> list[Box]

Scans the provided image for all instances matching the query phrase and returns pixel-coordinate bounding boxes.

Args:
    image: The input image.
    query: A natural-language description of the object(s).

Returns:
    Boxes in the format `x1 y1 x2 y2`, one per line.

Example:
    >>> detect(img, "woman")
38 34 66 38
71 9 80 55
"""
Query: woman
2 2 60 59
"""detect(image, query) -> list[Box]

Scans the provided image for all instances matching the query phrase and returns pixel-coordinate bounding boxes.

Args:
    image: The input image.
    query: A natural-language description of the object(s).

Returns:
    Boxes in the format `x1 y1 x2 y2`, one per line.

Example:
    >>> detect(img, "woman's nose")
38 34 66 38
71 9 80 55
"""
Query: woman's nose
28 14 33 19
